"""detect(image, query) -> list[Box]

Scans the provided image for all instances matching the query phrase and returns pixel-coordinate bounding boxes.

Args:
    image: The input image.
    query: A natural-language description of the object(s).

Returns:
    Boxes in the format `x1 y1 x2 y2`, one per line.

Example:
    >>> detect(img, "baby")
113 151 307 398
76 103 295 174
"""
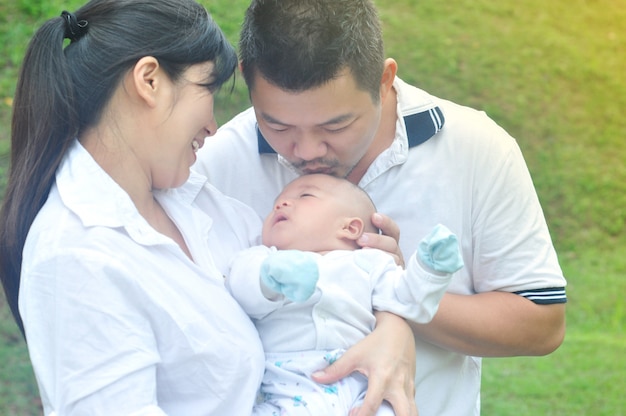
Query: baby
227 173 463 415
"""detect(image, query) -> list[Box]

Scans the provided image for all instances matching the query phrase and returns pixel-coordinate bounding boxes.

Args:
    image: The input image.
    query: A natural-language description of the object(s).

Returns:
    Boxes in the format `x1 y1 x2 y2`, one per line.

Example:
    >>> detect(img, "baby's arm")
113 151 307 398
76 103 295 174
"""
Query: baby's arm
227 246 320 319
226 246 286 318
371 224 463 323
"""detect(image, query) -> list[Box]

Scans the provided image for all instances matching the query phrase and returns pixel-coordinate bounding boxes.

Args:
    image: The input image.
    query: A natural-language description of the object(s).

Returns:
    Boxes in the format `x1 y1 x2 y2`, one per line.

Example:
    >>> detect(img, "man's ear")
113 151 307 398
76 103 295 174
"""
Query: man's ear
338 217 365 241
132 56 162 108
380 58 398 103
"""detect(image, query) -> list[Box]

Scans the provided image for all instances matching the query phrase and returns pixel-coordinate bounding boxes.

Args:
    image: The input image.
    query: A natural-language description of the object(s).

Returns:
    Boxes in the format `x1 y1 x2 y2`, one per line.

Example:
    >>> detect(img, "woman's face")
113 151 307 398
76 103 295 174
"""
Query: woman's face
150 62 218 189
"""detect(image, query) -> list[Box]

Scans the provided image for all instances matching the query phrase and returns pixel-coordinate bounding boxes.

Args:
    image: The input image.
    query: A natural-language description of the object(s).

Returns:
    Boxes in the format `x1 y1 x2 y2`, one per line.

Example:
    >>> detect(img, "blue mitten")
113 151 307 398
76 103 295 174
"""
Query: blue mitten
260 250 320 302
418 224 464 274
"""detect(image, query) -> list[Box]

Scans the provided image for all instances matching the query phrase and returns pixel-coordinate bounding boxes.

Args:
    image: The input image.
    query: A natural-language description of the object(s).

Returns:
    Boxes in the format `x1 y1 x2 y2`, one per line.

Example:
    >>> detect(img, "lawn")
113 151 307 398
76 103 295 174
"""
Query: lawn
1 0 625 414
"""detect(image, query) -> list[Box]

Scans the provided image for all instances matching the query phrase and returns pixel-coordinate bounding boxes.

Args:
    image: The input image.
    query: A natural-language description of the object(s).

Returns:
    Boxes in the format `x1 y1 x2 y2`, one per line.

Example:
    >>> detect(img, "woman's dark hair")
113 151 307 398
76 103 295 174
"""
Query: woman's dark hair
239 0 385 102
0 0 237 335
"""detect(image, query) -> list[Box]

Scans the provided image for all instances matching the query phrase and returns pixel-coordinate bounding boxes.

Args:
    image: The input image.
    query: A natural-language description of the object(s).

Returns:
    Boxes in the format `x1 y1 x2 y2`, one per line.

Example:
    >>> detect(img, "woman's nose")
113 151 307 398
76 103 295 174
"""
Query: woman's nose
205 118 218 137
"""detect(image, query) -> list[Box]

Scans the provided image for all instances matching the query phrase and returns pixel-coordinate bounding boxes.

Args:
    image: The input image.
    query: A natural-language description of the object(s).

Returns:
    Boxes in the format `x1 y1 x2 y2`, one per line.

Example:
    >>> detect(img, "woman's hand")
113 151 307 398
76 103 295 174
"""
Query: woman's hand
358 213 405 267
311 312 418 416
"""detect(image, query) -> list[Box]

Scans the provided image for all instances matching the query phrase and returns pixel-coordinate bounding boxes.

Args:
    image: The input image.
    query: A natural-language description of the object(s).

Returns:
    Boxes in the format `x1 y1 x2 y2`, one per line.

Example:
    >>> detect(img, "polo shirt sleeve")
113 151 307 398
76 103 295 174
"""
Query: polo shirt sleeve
467 115 566 304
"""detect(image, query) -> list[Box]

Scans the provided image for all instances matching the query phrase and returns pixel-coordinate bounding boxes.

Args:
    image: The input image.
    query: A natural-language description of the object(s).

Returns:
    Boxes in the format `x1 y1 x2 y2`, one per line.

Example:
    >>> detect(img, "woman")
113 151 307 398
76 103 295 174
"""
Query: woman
0 0 265 413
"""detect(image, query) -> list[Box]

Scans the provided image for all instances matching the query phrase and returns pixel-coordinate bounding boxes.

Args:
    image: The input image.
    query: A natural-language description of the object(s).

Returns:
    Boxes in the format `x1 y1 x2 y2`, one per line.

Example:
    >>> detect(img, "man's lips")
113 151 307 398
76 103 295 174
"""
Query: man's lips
301 166 333 175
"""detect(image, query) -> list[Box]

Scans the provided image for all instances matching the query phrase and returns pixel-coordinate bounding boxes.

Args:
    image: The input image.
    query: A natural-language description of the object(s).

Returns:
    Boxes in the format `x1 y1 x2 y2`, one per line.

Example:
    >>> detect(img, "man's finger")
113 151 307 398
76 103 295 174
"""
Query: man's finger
372 212 400 240
311 352 357 384
352 376 385 416
379 388 418 416
358 231 405 267
354 380 418 416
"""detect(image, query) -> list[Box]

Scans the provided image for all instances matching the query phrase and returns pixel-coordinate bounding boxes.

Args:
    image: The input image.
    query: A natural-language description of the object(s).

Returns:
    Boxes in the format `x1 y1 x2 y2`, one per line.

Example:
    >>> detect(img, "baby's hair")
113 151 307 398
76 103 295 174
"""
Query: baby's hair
336 179 380 234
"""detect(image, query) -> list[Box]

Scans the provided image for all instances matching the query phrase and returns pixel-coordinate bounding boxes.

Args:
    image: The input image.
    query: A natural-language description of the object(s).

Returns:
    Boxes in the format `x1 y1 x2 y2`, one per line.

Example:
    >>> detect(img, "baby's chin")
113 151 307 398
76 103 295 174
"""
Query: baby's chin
264 239 308 251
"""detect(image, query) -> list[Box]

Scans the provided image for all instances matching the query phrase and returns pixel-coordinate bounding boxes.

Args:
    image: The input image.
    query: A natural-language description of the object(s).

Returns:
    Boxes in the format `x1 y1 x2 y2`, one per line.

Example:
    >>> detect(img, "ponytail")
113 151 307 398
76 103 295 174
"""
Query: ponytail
0 16 78 335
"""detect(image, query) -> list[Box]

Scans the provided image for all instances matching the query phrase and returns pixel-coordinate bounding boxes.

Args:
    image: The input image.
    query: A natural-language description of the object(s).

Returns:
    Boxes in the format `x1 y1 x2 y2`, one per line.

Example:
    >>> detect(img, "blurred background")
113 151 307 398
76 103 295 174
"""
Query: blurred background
0 0 624 414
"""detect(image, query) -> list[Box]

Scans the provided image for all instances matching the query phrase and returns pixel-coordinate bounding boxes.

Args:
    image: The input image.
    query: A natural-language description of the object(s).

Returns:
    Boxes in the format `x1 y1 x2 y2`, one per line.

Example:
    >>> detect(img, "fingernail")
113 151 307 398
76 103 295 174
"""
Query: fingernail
373 213 383 223
357 234 369 244
312 371 325 378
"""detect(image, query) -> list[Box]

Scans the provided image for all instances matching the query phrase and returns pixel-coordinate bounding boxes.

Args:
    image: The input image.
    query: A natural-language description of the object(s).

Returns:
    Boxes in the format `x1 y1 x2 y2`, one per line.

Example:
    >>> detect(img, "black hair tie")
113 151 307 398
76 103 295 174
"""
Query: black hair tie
61 11 89 42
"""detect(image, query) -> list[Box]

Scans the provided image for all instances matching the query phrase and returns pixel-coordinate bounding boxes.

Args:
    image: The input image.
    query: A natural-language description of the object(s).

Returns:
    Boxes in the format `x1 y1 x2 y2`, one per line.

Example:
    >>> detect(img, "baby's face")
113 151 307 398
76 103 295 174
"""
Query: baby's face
262 174 352 251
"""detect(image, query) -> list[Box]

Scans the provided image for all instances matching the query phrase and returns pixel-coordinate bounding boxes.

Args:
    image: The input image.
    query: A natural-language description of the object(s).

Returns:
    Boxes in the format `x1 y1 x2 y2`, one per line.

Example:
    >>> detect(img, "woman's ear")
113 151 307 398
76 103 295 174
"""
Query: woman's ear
131 56 162 108
339 217 365 241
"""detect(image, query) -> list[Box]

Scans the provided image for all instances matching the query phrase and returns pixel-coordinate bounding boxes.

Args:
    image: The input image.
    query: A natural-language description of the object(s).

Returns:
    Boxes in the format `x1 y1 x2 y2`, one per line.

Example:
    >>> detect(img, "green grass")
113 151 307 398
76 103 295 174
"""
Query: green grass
1 0 625 414
482 332 626 415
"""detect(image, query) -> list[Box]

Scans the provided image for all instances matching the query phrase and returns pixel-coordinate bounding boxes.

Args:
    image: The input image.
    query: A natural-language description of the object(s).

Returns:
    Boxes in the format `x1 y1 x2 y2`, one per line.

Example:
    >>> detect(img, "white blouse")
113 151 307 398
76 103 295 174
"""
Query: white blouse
19 140 265 415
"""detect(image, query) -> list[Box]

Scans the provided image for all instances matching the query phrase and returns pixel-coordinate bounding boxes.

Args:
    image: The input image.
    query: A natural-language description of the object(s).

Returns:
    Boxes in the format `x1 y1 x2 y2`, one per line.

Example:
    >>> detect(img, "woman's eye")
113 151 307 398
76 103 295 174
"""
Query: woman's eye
196 82 217 93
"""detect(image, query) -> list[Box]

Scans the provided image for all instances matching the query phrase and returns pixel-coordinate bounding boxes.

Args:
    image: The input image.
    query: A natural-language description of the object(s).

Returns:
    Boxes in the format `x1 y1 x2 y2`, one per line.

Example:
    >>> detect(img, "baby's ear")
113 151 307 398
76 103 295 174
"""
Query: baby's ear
339 217 365 241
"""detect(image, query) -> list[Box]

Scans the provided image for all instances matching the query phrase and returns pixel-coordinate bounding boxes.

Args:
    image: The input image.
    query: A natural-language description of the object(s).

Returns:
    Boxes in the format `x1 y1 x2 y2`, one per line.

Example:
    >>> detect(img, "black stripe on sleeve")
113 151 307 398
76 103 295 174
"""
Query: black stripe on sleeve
513 287 567 304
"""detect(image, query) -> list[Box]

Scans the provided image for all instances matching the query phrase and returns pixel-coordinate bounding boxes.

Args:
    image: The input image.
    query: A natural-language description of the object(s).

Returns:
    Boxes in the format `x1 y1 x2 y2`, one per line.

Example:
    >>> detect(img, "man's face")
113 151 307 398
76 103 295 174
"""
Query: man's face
250 69 382 179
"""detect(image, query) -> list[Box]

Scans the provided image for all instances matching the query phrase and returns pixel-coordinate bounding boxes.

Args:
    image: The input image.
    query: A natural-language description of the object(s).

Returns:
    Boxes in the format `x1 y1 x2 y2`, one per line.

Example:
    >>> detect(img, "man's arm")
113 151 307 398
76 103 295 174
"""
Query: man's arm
411 291 566 357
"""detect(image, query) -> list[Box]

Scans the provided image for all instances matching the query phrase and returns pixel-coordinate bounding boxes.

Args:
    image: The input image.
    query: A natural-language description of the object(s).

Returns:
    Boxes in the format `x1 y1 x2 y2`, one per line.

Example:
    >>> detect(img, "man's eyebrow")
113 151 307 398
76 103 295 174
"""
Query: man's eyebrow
320 113 355 126
259 112 355 127
260 112 289 126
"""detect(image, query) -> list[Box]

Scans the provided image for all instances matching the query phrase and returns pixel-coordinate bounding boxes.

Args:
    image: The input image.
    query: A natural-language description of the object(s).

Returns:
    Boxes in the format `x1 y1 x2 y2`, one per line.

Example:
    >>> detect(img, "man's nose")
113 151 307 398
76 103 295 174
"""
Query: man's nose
293 135 327 161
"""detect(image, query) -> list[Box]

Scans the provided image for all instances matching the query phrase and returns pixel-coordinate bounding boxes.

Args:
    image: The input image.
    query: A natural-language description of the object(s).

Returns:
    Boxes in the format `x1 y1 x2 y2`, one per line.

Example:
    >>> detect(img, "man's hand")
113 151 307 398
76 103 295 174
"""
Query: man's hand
311 312 418 416
358 213 405 267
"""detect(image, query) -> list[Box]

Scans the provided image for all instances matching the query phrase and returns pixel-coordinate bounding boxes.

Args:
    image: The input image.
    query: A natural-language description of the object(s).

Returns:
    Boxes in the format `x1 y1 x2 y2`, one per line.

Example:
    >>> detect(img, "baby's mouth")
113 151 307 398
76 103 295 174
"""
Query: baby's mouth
274 213 287 225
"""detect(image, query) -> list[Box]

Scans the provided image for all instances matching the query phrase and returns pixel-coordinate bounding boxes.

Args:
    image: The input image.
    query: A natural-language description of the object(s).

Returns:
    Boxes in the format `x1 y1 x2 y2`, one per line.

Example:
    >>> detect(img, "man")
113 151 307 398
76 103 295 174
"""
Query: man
196 1 567 415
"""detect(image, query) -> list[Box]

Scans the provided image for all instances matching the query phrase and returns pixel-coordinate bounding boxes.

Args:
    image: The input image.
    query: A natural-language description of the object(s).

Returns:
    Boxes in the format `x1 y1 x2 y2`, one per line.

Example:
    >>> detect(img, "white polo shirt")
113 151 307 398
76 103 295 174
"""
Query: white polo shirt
196 76 566 416
20 140 265 415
